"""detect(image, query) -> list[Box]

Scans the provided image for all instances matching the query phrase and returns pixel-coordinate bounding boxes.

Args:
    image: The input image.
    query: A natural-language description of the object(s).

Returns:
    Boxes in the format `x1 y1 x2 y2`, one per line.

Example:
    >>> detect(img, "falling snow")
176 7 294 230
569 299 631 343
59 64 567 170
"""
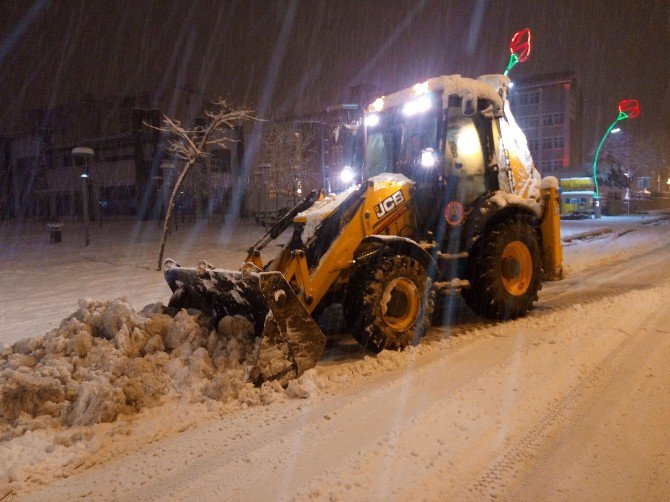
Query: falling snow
1 1 669 500
0 213 669 499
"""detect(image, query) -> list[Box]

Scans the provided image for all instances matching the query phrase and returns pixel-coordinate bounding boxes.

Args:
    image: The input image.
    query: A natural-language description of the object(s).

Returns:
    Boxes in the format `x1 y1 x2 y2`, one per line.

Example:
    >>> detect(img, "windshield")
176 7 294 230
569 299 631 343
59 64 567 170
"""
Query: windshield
365 93 441 178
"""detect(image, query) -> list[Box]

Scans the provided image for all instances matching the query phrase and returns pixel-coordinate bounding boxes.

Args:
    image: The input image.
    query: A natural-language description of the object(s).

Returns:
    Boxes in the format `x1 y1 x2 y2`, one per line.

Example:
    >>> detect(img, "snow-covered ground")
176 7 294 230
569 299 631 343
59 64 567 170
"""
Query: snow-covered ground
1 213 669 500
0 218 287 346
1 213 662 346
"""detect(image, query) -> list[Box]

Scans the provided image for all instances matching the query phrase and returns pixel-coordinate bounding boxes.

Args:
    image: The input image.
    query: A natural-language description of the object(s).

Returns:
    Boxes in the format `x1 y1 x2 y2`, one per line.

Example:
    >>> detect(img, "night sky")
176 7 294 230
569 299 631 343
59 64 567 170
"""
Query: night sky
1 0 668 147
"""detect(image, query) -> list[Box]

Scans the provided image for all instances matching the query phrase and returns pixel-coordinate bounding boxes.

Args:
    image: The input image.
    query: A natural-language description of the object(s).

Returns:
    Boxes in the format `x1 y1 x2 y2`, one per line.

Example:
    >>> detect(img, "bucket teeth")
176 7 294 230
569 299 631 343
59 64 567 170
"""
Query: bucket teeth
165 263 268 336
163 258 178 271
197 260 215 274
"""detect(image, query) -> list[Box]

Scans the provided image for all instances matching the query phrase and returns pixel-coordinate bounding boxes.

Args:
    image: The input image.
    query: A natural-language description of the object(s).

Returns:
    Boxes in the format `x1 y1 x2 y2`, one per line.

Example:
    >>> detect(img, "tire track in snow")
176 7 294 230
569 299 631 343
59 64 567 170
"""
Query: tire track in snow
469 289 670 500
504 301 670 500
470 326 635 499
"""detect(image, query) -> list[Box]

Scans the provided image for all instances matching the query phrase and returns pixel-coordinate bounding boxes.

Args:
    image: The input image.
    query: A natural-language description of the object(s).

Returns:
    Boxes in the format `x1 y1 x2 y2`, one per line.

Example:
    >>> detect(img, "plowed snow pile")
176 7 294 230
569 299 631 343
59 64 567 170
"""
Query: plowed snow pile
0 298 306 438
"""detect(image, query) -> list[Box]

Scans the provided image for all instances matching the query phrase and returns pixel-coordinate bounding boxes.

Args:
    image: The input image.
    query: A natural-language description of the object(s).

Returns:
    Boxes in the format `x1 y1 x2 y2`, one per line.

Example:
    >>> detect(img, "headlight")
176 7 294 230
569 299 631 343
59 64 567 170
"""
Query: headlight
402 95 432 116
340 166 355 183
365 114 380 128
420 149 437 168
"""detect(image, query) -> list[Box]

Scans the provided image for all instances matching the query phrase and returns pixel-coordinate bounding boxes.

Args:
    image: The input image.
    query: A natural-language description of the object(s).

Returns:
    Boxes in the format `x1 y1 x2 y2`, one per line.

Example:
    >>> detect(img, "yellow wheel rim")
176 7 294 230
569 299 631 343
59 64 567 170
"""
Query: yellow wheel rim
381 278 420 332
501 241 532 296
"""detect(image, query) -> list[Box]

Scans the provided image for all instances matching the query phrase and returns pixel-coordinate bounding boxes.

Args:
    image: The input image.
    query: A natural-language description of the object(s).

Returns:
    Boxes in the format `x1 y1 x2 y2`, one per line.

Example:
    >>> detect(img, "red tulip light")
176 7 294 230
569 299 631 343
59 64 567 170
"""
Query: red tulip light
510 28 532 63
617 99 640 119
504 28 532 76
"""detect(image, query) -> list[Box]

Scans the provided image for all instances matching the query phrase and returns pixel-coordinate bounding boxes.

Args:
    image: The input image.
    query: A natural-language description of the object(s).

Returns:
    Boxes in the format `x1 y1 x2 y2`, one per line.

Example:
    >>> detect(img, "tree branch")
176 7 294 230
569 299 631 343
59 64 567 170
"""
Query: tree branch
152 100 256 270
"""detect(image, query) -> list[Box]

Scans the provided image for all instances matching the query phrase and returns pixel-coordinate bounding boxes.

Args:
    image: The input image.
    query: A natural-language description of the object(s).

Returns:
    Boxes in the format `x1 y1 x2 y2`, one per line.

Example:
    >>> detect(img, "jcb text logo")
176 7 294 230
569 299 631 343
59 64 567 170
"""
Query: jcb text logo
374 190 405 220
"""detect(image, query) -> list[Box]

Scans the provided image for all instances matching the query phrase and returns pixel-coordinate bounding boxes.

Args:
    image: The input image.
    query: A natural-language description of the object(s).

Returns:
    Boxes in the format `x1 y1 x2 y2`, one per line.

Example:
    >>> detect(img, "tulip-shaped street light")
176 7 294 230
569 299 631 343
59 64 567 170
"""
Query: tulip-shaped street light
592 100 640 201
504 28 532 76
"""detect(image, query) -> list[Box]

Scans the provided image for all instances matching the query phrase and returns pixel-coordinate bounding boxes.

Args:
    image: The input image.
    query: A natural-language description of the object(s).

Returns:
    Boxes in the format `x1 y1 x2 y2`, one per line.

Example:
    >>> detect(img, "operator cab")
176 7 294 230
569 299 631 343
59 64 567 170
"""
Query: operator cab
362 77 505 244
364 89 501 199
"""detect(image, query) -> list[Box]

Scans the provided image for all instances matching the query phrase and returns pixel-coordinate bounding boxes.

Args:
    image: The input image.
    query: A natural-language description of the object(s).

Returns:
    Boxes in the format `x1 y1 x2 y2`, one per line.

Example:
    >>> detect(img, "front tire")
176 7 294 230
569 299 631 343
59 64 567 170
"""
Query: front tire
463 218 541 320
344 255 434 352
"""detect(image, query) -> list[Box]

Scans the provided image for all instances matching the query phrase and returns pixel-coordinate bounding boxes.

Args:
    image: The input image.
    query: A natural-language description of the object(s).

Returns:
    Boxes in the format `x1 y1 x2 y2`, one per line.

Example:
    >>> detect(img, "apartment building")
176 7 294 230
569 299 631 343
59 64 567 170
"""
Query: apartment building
509 71 584 177
0 88 243 221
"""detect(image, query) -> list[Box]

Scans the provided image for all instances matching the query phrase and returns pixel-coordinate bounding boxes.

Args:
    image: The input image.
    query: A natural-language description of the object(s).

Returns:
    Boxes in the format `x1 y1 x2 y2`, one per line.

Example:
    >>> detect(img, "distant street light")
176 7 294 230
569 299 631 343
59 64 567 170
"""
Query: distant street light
610 128 621 134
72 147 95 246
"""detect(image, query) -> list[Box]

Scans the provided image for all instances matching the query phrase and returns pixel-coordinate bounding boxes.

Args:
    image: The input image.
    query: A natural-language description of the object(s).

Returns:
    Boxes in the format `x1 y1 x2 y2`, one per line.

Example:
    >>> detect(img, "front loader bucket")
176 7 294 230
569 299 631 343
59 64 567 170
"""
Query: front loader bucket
164 260 326 386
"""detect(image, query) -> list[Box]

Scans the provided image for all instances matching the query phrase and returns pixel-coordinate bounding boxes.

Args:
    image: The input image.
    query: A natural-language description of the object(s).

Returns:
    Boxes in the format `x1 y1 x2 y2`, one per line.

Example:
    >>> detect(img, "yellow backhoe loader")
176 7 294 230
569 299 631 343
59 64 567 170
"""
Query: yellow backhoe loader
164 74 563 386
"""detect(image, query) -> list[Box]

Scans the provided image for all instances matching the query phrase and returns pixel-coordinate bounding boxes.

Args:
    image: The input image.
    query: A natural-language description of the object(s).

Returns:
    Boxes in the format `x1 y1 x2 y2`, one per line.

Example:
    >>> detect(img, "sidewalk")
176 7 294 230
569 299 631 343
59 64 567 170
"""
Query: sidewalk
560 211 670 241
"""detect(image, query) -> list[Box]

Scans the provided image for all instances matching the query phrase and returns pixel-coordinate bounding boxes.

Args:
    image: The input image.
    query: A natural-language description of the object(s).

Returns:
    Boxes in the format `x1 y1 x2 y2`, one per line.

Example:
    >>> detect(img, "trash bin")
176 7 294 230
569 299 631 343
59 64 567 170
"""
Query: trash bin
47 223 63 243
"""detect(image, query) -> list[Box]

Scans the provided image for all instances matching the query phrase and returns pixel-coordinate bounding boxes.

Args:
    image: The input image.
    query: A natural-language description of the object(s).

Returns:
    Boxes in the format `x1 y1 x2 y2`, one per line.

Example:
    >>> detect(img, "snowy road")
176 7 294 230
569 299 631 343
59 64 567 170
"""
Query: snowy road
2 215 670 500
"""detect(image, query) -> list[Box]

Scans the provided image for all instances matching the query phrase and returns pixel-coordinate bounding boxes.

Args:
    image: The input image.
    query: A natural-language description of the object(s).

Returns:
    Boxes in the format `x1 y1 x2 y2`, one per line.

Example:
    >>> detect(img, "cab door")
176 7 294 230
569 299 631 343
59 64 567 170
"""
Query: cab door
442 96 498 209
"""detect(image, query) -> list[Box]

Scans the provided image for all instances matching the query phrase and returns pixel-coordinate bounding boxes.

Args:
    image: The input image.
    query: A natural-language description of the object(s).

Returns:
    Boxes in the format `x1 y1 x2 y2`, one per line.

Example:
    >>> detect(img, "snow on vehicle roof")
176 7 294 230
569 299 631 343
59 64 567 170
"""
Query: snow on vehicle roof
372 74 504 111
476 74 511 96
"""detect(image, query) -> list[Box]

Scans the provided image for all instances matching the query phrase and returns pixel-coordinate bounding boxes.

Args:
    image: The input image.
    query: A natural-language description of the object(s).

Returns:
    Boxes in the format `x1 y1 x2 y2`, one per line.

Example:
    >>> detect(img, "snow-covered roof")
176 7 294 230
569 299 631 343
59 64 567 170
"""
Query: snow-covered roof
372 74 504 112
476 74 511 97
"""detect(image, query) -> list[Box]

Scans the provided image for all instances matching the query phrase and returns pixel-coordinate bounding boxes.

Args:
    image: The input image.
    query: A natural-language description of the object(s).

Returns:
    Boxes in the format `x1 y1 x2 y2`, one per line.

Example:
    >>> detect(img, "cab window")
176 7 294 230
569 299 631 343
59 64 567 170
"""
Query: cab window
443 109 486 206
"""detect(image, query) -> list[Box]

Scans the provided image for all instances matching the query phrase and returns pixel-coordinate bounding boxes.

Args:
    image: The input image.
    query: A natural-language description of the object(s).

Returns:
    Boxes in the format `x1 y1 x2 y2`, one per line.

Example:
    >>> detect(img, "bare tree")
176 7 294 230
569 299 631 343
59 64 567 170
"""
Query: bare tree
598 134 668 184
151 99 255 271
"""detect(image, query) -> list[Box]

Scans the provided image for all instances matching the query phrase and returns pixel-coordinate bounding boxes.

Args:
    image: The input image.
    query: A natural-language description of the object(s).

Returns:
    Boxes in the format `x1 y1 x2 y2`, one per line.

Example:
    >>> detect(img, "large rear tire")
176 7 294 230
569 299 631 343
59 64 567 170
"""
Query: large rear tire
463 218 541 320
343 255 433 352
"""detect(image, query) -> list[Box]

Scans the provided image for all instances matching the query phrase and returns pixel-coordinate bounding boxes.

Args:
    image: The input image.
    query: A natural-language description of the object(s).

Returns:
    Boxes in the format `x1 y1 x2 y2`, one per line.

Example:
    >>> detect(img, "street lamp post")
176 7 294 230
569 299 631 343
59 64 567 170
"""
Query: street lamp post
72 147 95 246
592 99 640 219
